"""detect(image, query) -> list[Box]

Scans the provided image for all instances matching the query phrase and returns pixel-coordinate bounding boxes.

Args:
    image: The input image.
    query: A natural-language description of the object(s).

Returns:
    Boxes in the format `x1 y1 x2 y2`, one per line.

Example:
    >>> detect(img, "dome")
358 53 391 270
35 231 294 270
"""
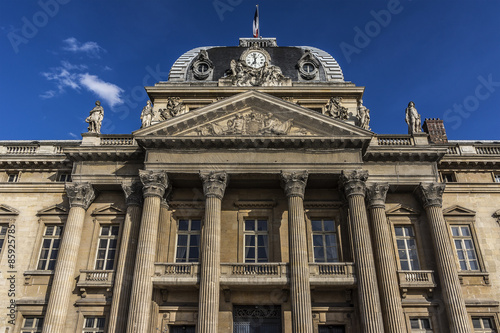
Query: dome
168 38 344 83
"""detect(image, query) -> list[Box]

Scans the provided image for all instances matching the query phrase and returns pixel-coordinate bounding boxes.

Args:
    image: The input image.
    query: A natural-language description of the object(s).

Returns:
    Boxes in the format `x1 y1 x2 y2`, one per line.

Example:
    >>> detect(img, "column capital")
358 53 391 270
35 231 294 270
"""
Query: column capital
415 182 445 208
200 171 229 199
366 183 389 209
280 171 308 199
139 170 169 198
65 182 95 209
339 170 368 198
122 182 143 207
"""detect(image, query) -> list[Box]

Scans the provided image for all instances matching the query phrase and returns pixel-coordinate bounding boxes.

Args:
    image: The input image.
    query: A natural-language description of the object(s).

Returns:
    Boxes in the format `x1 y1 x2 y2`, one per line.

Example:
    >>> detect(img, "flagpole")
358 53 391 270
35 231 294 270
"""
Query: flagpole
257 5 259 38
253 5 259 38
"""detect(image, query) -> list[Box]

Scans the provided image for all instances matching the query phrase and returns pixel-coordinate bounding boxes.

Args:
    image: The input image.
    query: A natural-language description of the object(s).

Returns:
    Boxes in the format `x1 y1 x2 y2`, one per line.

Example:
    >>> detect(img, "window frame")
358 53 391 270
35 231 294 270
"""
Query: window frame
404 311 440 333
7 171 20 183
388 213 427 271
243 218 269 263
94 224 120 270
440 171 457 183
82 316 106 333
174 218 202 263
20 316 44 333
409 317 433 332
310 218 340 263
394 224 421 271
36 224 63 271
57 173 72 182
304 207 343 264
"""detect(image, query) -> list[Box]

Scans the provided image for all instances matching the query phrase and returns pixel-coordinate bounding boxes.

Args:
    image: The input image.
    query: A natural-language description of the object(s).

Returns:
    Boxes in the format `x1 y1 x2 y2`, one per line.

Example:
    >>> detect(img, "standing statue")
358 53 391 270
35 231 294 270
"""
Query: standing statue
357 99 371 130
405 101 422 134
85 101 104 134
323 97 348 120
140 100 153 128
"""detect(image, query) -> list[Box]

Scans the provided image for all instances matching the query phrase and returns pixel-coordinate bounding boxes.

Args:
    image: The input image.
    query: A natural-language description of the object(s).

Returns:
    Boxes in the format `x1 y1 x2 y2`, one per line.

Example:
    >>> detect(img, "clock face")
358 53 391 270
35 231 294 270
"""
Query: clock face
245 51 266 68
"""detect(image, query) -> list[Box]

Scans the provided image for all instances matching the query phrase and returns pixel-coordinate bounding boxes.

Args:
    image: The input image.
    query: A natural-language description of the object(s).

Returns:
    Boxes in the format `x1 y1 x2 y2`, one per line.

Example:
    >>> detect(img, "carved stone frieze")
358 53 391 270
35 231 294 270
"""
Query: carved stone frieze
66 182 95 209
280 171 309 199
323 97 348 120
366 183 389 208
158 97 187 120
195 111 308 136
122 182 143 207
339 170 368 198
200 171 229 199
139 170 169 198
222 59 291 87
415 182 445 208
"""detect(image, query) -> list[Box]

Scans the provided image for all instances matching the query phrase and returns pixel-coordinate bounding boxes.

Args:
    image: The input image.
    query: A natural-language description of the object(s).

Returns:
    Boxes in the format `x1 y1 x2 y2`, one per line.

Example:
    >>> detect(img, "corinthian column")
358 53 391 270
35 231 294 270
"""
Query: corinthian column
416 183 472 333
339 170 384 333
108 182 143 333
197 171 228 333
281 171 313 333
126 171 169 333
42 183 95 333
366 183 406 333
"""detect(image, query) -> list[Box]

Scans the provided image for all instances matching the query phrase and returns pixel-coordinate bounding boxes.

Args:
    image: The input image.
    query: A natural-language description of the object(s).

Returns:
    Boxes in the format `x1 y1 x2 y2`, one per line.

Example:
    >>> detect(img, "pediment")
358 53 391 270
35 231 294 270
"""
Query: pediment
0 204 19 216
386 204 420 216
135 91 372 143
37 204 67 216
91 205 125 216
442 205 475 216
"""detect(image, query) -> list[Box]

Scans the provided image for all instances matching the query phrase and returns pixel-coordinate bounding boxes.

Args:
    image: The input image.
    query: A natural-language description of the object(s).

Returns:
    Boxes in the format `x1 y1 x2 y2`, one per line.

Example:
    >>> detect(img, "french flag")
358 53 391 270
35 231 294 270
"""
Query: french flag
253 5 259 38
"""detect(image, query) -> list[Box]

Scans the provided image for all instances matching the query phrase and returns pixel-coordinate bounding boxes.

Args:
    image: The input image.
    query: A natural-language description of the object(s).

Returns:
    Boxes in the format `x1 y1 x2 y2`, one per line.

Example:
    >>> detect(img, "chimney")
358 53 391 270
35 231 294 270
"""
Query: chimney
423 118 448 143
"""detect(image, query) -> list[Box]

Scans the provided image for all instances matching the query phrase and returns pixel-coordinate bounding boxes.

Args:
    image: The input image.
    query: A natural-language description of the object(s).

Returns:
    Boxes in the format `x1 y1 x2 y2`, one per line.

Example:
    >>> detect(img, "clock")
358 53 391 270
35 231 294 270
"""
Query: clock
245 51 266 68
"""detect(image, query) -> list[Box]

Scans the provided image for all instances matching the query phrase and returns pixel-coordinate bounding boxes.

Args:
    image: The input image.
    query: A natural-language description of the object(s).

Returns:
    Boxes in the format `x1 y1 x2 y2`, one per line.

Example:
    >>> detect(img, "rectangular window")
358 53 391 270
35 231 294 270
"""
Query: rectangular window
451 225 479 271
441 172 456 183
494 174 500 183
22 316 44 333
244 219 269 263
395 225 420 270
410 317 433 332
472 317 496 332
37 225 63 270
83 317 105 333
0 224 8 254
170 326 196 333
95 225 119 270
312 219 339 263
176 219 201 262
7 172 19 182
58 173 71 182
318 325 346 333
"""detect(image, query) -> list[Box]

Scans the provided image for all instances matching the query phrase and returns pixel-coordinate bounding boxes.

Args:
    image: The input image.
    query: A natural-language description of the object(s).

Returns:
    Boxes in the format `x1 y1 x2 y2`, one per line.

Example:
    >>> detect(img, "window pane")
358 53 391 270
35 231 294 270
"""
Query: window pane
190 234 200 246
257 235 267 247
191 219 201 230
189 247 199 261
85 318 95 328
400 261 409 271
101 225 109 236
177 235 188 246
314 247 324 261
258 247 268 260
311 220 322 231
472 318 481 328
178 219 189 231
461 226 470 236
245 235 255 246
323 220 335 231
313 235 323 246
469 260 479 271
245 220 254 231
394 227 403 237
421 318 431 329
257 220 267 231
451 226 460 236
245 247 255 259
410 319 419 329
482 318 492 328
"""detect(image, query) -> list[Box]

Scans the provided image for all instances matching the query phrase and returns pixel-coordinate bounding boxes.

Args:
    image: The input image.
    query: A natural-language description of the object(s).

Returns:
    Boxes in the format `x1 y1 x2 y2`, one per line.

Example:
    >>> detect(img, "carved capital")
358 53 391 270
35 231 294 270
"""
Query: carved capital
415 182 445 208
139 170 169 198
339 170 368 198
200 171 229 199
366 183 389 208
122 182 143 206
280 171 309 198
65 182 95 210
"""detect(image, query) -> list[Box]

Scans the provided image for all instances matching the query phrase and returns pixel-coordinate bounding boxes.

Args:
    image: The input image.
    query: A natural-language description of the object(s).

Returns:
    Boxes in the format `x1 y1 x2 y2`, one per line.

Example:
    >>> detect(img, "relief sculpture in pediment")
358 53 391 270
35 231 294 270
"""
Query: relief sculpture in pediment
158 97 188 120
195 112 308 136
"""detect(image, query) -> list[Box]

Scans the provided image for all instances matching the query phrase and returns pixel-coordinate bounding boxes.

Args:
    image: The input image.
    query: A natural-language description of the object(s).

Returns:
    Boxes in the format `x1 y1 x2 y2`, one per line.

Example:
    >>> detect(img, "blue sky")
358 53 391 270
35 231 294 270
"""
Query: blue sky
1 0 500 140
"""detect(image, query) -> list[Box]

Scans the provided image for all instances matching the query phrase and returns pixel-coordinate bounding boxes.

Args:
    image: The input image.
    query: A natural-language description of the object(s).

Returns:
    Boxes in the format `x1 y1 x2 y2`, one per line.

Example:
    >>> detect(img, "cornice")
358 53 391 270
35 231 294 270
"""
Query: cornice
363 146 446 163
0 183 66 193
64 146 144 162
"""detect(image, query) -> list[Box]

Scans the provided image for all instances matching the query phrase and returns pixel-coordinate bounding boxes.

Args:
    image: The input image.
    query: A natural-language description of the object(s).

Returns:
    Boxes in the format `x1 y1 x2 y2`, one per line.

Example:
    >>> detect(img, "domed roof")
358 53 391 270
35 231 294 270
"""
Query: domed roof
168 38 344 83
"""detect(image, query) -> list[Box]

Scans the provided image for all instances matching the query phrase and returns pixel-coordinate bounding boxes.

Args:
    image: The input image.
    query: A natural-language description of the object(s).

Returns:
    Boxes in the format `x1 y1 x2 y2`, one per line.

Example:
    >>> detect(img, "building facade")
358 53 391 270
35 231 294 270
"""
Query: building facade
1 37 499 333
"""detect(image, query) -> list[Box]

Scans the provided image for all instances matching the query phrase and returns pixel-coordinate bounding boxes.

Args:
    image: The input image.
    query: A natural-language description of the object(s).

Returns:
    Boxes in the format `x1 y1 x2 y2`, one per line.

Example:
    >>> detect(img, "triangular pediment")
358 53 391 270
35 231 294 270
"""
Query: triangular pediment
91 205 125 216
37 204 68 216
135 91 373 140
442 205 475 216
0 204 19 216
386 204 420 215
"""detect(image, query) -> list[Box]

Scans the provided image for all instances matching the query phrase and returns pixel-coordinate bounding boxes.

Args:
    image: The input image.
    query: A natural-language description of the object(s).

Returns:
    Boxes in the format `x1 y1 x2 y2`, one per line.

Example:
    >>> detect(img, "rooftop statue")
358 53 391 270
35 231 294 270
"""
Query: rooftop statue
405 101 422 134
323 97 348 120
357 99 371 130
140 100 153 128
85 101 104 134
159 97 187 120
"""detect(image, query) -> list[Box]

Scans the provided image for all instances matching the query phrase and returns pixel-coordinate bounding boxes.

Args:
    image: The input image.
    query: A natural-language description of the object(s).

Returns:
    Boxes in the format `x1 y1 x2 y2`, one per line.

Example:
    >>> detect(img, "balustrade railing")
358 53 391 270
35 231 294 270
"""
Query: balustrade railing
78 270 114 286
398 270 435 287
475 146 500 155
6 146 38 154
100 137 135 146
376 136 413 146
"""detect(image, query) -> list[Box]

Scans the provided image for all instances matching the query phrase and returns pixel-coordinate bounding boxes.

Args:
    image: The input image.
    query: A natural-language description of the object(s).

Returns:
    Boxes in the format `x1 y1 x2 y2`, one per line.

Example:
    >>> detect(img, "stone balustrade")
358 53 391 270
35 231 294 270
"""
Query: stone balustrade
220 263 288 286
77 270 115 288
152 263 200 286
441 141 500 156
99 136 136 146
397 270 436 297
309 262 356 286
376 135 413 146
0 142 74 155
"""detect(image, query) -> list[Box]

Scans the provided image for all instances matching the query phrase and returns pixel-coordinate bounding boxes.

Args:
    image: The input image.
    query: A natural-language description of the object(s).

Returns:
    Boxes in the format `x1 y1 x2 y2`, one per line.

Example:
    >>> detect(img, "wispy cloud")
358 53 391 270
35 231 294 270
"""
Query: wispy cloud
68 132 78 139
79 73 124 107
62 37 105 58
40 61 124 107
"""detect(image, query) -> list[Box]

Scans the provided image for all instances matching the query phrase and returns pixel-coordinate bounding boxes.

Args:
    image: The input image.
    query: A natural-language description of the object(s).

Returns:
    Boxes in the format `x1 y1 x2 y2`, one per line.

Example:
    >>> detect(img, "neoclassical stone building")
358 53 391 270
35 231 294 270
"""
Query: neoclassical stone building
1 37 499 333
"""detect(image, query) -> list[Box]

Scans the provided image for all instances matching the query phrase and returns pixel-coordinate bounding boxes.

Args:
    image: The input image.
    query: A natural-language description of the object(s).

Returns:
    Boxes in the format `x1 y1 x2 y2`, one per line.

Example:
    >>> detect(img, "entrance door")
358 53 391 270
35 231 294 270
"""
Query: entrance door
318 325 345 333
233 305 281 333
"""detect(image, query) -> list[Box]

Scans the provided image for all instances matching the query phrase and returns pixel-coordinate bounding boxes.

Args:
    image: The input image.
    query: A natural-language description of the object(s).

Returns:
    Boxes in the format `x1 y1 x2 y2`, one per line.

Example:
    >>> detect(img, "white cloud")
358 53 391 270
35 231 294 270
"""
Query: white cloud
79 73 124 107
40 61 124 107
68 132 78 139
62 37 105 58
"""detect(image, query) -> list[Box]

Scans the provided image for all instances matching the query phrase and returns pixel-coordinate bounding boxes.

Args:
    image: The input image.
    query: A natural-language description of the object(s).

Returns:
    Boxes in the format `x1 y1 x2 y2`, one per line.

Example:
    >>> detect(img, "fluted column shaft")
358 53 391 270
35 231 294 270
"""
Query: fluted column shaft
281 171 313 333
43 183 95 333
198 171 228 333
416 183 472 333
340 171 384 333
127 171 169 333
366 183 406 333
156 199 171 263
108 183 143 333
